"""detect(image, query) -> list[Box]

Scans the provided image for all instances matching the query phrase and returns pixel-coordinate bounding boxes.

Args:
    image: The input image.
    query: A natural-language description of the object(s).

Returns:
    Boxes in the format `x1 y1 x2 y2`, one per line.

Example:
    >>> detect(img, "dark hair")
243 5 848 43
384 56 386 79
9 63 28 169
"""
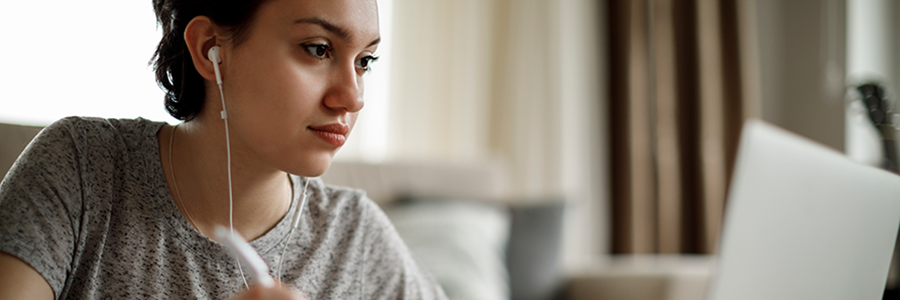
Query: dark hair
151 0 269 121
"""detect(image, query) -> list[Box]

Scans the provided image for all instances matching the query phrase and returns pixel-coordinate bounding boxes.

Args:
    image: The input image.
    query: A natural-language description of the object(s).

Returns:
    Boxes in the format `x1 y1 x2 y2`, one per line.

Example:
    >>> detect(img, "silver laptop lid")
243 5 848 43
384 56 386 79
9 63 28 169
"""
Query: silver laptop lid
708 120 900 300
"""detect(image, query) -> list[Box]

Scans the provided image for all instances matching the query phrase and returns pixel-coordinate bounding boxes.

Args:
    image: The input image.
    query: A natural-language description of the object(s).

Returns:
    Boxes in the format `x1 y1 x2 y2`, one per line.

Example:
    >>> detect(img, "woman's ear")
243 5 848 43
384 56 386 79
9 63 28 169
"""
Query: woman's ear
184 16 222 83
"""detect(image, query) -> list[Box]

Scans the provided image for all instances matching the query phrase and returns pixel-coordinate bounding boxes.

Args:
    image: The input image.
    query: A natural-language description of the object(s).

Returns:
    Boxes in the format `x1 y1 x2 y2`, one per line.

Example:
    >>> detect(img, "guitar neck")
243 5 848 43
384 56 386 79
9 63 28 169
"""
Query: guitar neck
876 124 899 173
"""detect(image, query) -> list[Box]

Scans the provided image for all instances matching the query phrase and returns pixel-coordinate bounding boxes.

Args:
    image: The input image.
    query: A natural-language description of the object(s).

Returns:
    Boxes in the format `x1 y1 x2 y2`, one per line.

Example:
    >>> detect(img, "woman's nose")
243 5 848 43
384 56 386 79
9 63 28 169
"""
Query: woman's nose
323 63 365 113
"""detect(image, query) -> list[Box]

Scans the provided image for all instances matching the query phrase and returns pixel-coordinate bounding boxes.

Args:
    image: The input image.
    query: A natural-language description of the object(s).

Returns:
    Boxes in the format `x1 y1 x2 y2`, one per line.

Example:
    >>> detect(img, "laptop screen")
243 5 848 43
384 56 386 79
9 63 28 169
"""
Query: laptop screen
707 120 900 300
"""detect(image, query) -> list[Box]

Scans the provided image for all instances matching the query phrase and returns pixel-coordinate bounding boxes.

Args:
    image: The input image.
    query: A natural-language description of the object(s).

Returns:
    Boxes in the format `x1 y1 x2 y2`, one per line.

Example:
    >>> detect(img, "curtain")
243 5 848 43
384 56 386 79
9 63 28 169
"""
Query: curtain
607 0 757 254
386 0 607 262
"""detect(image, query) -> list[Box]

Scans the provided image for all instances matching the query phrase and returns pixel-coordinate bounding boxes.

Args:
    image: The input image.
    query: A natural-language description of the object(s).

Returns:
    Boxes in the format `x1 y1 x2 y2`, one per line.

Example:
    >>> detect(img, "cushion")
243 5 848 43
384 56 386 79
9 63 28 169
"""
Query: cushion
384 199 511 300
506 200 566 300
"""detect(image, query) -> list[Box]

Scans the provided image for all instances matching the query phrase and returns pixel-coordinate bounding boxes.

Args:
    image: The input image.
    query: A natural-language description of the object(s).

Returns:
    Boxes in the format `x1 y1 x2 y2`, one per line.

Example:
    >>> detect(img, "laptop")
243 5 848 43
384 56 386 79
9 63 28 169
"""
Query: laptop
707 120 900 300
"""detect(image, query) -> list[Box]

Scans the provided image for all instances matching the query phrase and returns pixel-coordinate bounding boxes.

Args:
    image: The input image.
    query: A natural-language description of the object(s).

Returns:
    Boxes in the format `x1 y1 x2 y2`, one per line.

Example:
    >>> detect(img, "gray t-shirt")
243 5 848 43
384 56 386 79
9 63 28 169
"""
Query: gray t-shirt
0 117 447 300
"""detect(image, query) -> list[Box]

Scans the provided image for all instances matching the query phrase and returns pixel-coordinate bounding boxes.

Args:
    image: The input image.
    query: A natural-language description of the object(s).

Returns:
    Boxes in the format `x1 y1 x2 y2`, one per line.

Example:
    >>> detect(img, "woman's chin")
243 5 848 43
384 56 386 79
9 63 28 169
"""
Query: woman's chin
303 167 329 178
289 155 334 178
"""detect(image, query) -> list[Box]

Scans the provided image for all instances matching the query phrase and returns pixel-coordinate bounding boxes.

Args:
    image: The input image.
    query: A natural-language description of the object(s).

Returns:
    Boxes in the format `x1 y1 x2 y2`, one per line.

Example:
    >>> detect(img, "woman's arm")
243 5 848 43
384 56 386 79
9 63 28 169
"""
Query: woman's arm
0 252 54 300
0 250 312 300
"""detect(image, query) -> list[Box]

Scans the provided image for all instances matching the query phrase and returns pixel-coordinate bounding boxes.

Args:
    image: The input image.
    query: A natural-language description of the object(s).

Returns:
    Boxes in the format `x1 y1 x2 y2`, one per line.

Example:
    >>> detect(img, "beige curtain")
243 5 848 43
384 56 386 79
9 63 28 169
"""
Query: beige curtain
608 0 757 254
386 0 608 262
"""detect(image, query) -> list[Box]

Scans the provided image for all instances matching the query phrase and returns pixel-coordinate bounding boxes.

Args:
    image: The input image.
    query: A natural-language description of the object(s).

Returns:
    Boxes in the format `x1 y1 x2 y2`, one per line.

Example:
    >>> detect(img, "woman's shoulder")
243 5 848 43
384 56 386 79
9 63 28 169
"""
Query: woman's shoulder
41 116 163 141
32 117 164 156
11 117 164 178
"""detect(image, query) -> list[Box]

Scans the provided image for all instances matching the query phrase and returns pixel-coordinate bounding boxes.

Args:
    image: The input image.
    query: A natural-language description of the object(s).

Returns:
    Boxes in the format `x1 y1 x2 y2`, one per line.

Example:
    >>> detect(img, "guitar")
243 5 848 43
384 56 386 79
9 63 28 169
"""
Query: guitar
855 83 900 299
856 83 900 173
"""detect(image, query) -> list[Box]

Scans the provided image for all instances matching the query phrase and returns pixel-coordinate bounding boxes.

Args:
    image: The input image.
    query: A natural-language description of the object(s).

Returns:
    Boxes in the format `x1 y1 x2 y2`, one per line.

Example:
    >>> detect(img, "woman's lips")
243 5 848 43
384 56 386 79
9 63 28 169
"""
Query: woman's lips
308 124 349 147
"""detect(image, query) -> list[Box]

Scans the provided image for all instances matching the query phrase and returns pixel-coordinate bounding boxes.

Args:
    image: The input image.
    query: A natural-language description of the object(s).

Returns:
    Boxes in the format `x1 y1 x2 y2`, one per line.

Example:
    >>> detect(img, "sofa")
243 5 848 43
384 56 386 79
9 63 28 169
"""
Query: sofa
0 121 713 300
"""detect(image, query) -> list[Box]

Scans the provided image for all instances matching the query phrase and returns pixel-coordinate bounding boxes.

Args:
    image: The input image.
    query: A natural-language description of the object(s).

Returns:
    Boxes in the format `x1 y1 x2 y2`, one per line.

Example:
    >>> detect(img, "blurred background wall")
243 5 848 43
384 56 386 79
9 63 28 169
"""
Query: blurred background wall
382 0 607 267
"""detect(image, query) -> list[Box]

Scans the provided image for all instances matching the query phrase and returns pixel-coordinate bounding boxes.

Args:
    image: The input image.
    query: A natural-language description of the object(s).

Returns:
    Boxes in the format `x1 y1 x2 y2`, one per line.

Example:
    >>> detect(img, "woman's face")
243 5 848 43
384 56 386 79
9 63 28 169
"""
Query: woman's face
218 0 379 176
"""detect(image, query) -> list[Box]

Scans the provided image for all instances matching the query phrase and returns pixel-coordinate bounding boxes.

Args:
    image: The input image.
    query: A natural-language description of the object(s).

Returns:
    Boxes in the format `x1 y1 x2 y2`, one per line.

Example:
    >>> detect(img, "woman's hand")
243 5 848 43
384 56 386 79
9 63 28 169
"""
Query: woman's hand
227 284 309 300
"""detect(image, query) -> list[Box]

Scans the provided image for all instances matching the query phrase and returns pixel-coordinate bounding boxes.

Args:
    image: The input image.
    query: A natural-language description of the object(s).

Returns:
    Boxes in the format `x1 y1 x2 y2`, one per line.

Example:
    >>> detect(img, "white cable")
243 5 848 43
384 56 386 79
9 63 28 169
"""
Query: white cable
276 229 297 287
215 226 276 288
276 178 310 285
211 49 304 289
218 80 249 289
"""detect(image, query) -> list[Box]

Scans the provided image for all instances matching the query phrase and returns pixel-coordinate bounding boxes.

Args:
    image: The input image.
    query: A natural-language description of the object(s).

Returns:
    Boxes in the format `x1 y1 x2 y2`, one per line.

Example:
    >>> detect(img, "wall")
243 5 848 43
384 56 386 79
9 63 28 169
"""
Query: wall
754 0 846 150
386 0 608 263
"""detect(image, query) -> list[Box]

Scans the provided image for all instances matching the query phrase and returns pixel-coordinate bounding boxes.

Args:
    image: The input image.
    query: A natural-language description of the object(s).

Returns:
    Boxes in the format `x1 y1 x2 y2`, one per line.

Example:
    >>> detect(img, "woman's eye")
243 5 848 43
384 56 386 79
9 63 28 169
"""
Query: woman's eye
304 44 330 59
356 55 379 72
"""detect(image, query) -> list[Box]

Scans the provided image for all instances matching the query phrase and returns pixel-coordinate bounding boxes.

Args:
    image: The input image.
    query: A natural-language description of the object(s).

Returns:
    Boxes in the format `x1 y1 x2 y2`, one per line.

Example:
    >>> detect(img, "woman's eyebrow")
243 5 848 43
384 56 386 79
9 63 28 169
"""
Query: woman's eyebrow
293 17 350 40
368 37 381 48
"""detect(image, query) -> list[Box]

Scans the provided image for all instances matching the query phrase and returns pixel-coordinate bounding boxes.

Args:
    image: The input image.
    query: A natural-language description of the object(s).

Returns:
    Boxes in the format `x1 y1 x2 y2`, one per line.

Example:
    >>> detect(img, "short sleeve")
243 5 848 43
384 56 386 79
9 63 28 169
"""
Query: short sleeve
358 198 448 300
0 117 86 297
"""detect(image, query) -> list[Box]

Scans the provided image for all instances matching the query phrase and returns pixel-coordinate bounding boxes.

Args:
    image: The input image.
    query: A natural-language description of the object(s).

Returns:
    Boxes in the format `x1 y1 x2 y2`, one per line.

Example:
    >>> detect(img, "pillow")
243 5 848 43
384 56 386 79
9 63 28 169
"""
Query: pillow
384 199 511 300
506 200 565 300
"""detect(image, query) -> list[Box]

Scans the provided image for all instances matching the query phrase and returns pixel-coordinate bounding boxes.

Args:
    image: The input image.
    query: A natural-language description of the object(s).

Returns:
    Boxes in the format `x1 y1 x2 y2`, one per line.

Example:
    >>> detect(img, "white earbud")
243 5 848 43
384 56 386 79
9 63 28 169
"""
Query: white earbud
208 45 223 85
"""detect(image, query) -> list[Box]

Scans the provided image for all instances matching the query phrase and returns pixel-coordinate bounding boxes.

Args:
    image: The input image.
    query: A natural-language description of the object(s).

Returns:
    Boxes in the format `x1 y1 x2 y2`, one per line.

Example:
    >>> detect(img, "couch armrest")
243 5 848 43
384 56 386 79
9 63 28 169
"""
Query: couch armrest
563 255 712 300
322 160 508 206
0 122 43 178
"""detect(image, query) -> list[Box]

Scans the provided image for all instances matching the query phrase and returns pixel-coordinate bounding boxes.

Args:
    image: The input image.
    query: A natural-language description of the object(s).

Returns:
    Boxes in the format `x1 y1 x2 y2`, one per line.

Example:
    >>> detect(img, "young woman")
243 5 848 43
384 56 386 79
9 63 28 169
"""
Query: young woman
0 0 447 299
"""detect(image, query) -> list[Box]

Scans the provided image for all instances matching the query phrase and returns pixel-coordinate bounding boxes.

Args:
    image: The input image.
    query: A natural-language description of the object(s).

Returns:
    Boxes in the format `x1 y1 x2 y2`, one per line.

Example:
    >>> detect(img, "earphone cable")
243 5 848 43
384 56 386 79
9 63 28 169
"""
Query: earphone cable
276 178 310 285
218 80 249 290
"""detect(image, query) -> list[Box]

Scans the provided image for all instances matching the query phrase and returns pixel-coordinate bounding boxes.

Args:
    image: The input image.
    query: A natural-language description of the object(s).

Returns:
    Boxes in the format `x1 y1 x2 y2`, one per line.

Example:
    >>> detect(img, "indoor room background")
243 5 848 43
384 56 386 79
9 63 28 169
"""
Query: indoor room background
2 0 899 299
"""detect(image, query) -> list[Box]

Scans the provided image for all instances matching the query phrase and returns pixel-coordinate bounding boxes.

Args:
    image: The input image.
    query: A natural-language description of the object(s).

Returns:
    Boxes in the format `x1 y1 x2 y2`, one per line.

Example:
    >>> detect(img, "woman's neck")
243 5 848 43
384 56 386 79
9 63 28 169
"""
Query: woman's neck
161 117 292 241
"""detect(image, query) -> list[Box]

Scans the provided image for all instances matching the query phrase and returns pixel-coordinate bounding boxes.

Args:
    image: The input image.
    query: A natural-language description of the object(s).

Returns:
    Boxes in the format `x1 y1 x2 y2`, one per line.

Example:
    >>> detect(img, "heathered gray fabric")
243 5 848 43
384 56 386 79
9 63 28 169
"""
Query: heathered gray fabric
0 117 447 300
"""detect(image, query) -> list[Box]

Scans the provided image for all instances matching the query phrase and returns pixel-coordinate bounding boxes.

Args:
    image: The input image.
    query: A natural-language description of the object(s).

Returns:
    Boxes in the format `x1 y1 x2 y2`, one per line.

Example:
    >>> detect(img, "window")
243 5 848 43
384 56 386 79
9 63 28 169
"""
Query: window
0 1 393 163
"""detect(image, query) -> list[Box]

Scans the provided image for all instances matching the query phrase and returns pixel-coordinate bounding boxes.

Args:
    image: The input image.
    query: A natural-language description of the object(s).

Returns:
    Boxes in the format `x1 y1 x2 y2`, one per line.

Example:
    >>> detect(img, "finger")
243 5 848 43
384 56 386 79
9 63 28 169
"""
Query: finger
230 285 308 300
